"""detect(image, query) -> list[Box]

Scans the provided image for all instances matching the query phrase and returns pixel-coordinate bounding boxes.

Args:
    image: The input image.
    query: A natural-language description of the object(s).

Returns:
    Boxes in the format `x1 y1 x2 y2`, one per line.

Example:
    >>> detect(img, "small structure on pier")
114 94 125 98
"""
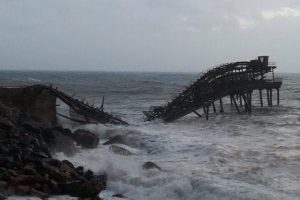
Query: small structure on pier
0 85 128 125
144 56 283 122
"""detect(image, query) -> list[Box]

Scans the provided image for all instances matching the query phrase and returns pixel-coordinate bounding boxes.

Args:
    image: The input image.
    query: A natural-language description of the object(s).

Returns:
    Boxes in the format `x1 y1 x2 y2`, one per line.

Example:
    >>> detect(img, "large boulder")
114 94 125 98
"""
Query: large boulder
78 175 106 198
110 145 132 156
73 129 99 149
142 161 161 170
103 135 125 145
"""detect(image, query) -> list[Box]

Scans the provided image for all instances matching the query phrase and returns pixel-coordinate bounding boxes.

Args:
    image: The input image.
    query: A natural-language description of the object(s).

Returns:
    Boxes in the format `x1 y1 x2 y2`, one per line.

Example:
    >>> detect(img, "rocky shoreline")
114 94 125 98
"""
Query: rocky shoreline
0 101 106 199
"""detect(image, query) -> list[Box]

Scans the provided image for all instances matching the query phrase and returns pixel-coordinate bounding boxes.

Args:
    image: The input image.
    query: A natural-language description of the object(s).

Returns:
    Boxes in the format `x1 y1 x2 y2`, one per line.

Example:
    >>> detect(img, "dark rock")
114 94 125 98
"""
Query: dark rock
62 160 74 169
0 101 107 198
60 161 76 180
103 135 125 145
0 121 14 131
0 181 7 189
78 175 107 198
52 126 73 137
48 179 60 194
43 164 70 182
31 188 49 198
73 129 99 149
8 169 18 176
32 151 50 159
21 122 41 133
112 193 125 198
0 193 7 200
49 131 78 156
9 174 44 186
142 161 161 170
84 170 94 181
110 145 132 156
76 166 84 176
47 159 61 168
60 180 82 196
23 163 37 175
15 185 31 195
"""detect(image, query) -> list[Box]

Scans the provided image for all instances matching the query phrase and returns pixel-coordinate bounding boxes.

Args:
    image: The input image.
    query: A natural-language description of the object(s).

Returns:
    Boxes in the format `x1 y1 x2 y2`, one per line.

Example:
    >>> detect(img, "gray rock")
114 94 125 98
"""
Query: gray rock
112 193 125 198
142 161 161 170
103 135 125 145
110 145 132 156
73 129 99 149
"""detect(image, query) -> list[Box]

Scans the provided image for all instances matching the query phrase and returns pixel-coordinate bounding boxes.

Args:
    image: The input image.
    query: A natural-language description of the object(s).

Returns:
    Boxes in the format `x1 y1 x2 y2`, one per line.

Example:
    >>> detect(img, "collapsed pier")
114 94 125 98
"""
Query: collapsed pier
144 56 283 122
0 85 128 125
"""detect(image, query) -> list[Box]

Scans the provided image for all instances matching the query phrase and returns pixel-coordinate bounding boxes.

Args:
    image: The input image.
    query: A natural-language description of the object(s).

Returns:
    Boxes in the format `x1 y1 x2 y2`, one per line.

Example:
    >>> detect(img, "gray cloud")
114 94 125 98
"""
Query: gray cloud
0 0 299 72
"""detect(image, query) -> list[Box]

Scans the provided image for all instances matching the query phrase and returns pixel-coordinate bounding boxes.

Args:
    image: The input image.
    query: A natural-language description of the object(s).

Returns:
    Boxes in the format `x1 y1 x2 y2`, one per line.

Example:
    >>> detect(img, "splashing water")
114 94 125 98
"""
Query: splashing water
1 71 299 200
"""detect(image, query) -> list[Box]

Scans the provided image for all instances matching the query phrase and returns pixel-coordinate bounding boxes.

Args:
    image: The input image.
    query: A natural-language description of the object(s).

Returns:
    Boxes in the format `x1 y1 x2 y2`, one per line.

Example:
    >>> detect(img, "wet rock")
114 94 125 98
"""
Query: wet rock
15 185 31 195
0 181 7 189
0 121 14 131
62 160 74 169
78 175 107 198
0 193 7 200
142 161 161 170
8 169 18 177
59 161 76 180
31 188 49 198
76 166 84 176
23 163 37 175
73 129 99 149
112 193 125 198
0 100 107 198
110 144 132 156
32 151 50 159
84 170 94 181
47 159 62 168
103 135 125 145
21 122 41 133
60 180 82 196
48 179 59 194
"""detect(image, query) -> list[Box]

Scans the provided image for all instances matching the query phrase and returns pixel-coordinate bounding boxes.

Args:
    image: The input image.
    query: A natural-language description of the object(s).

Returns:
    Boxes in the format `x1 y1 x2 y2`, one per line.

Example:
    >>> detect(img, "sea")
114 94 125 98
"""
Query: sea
0 71 299 200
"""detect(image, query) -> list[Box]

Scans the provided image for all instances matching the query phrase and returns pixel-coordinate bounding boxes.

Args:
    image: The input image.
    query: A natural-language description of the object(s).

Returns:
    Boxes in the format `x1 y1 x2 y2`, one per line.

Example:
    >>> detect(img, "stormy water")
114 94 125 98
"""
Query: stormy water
0 71 299 200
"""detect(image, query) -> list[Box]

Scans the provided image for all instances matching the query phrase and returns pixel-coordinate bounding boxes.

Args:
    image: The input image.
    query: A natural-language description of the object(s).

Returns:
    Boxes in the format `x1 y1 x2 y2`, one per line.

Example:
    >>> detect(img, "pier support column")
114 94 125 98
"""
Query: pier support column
193 111 202 118
232 95 240 113
203 106 207 117
259 89 263 107
270 89 273 107
267 89 270 106
239 95 243 107
219 98 224 113
205 105 209 120
246 92 252 112
212 101 216 113
277 88 280 105
242 94 250 113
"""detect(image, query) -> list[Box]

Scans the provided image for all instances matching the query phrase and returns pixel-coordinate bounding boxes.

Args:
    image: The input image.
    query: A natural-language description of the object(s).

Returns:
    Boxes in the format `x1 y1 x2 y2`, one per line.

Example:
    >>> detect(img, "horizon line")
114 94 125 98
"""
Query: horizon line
0 68 298 74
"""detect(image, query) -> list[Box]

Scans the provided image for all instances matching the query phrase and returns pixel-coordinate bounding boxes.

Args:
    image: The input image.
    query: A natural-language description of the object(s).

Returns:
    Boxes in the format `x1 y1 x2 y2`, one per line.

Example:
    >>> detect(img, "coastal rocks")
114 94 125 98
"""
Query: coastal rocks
0 101 107 198
112 193 125 198
142 161 161 170
73 129 100 149
110 145 133 156
103 135 125 145
0 157 107 198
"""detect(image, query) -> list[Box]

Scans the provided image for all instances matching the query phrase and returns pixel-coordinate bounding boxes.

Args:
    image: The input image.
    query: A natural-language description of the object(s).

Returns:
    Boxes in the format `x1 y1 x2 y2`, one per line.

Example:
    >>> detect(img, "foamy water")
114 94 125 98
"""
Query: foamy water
1 71 299 200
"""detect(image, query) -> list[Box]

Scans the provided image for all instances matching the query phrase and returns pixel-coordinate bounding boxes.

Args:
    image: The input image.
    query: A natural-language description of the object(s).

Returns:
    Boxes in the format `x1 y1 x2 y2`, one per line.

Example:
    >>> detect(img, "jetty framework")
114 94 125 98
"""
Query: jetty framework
144 56 283 122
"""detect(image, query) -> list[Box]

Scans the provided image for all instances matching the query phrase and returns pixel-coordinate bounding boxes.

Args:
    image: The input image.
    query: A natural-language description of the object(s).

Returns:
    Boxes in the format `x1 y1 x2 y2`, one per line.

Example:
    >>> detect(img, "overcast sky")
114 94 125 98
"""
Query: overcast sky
0 0 299 72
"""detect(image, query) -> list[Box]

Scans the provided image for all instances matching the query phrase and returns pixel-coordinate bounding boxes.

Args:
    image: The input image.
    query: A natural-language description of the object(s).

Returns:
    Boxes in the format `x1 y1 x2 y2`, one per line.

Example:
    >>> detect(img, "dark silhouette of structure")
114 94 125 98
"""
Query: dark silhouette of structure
0 85 128 125
144 56 282 122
